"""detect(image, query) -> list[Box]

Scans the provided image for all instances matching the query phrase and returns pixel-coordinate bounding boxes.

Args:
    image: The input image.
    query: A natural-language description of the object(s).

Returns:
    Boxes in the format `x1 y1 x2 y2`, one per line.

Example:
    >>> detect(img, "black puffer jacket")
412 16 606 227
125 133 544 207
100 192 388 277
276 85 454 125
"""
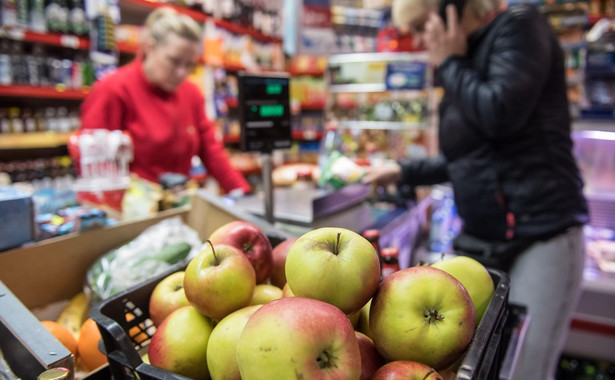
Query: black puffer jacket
400 4 589 241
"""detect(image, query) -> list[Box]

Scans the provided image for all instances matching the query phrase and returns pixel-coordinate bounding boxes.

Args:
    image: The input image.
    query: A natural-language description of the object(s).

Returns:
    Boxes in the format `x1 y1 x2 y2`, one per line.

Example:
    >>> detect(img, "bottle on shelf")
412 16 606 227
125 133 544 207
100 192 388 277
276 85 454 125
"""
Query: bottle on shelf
0 40 11 85
9 41 27 85
9 107 24 134
16 0 28 28
362 229 383 258
45 0 70 33
29 0 47 33
69 0 89 36
1 0 18 27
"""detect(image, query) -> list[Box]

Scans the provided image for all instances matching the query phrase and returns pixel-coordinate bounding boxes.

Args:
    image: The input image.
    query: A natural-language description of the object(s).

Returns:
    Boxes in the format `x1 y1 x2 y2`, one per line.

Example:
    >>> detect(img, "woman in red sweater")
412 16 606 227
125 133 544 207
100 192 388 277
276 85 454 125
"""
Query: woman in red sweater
80 7 251 195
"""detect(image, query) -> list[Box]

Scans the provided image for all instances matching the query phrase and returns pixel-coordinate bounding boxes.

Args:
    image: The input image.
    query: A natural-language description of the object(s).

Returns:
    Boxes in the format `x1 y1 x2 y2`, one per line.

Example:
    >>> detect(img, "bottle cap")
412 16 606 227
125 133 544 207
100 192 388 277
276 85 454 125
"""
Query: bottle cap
362 229 380 240
38 368 70 380
381 247 399 257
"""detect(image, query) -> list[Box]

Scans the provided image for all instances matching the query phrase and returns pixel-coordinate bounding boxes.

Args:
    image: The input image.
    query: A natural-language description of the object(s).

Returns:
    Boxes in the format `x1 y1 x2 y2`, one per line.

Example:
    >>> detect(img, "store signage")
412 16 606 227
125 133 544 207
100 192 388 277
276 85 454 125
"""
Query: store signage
385 61 428 90
238 73 292 153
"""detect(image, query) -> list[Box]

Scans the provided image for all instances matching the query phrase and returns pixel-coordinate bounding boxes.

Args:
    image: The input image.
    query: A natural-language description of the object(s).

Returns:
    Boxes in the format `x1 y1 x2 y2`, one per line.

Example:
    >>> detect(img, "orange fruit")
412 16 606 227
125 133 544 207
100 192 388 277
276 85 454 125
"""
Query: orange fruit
40 321 78 357
126 312 148 344
77 318 108 372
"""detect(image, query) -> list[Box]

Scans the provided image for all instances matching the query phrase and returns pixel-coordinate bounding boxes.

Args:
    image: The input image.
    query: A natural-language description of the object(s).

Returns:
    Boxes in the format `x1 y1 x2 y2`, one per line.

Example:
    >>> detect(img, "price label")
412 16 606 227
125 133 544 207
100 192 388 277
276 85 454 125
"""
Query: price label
60 35 80 49
6 28 25 40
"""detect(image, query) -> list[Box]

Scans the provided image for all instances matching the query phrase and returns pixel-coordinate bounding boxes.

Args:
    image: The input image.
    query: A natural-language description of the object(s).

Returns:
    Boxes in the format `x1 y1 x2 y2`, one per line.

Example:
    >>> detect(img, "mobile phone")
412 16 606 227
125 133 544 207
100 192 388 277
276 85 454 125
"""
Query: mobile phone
438 0 465 23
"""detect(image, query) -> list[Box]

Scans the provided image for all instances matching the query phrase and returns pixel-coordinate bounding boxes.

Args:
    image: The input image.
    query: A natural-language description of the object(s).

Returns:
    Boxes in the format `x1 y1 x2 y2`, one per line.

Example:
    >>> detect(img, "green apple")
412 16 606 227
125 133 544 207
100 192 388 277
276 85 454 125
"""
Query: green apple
431 255 494 325
249 284 283 305
206 305 262 380
357 299 372 338
270 238 298 288
355 332 385 380
236 297 361 380
285 228 380 315
184 241 256 320
348 309 361 329
372 361 444 380
370 266 475 370
148 306 214 380
149 271 191 326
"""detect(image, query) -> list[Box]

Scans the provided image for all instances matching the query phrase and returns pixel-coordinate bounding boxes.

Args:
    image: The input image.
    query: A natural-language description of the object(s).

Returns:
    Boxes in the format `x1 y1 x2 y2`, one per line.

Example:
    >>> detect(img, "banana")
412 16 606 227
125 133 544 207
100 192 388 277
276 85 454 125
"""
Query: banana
56 292 89 340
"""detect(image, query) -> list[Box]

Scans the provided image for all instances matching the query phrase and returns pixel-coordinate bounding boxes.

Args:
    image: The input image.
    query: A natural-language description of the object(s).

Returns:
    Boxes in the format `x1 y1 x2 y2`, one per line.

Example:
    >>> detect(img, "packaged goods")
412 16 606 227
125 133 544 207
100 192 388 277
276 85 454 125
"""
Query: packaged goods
85 217 202 302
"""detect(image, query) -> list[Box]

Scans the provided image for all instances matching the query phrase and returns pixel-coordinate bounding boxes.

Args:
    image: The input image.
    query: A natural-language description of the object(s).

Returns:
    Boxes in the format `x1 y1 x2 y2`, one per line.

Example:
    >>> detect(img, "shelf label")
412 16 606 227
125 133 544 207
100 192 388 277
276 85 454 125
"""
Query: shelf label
60 35 80 49
4 28 25 40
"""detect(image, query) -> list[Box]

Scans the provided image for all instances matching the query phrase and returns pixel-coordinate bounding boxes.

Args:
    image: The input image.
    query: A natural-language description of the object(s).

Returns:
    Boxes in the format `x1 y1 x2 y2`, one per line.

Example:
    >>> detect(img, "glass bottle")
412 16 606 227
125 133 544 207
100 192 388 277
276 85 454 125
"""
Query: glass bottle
381 247 400 280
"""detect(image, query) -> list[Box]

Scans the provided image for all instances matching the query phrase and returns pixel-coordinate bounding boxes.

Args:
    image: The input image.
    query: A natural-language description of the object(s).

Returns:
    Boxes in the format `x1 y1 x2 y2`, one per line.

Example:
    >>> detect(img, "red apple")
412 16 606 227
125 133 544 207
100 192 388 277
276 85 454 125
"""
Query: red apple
184 242 256 320
356 332 386 380
236 297 361 380
209 221 273 284
372 361 444 380
148 306 214 380
270 238 298 288
149 271 190 326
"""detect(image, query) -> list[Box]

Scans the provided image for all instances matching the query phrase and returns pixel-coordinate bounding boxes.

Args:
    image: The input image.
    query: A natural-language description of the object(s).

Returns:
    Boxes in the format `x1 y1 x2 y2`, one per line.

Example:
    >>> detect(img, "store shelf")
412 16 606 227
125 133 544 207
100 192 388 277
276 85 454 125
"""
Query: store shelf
0 27 90 50
300 102 326 111
0 132 72 150
289 68 325 77
292 130 323 141
121 0 281 43
0 85 90 100
329 83 388 93
338 120 427 130
224 131 323 144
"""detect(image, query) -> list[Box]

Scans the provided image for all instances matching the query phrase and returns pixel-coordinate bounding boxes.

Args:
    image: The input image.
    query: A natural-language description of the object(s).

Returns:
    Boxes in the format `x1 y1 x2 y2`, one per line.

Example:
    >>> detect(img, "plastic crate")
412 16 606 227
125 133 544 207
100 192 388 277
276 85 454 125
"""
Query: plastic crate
91 262 511 379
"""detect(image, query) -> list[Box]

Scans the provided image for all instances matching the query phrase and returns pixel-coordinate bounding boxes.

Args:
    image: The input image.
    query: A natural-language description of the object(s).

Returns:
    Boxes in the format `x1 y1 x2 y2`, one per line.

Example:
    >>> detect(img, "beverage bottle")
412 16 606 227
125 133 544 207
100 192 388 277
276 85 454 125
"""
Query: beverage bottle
23 108 37 133
10 42 27 85
69 0 88 35
16 0 28 27
0 109 10 134
1 0 18 27
9 107 24 134
362 229 384 279
29 0 47 32
0 40 12 85
380 247 400 280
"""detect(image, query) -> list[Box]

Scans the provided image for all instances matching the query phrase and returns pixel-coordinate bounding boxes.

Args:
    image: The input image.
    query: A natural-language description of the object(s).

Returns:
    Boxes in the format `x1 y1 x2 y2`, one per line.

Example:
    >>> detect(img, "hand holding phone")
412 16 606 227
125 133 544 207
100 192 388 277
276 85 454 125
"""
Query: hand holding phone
438 0 465 24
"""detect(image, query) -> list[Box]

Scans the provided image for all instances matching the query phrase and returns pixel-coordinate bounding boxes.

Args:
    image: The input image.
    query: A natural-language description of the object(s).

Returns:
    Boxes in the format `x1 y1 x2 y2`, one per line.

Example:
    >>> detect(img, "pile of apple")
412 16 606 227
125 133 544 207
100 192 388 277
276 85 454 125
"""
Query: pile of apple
145 221 495 380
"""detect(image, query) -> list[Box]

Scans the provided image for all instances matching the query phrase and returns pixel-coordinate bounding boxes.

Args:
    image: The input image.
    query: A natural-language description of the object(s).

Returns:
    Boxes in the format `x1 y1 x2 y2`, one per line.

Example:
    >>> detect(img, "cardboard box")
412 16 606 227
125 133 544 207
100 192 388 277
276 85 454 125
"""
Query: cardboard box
0 190 289 309
0 186 33 251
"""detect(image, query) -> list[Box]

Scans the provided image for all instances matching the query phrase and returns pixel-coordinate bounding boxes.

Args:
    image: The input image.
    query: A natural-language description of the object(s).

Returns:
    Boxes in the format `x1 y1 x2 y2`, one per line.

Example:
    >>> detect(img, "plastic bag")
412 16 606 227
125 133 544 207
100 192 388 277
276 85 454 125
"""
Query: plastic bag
318 151 366 189
85 217 202 302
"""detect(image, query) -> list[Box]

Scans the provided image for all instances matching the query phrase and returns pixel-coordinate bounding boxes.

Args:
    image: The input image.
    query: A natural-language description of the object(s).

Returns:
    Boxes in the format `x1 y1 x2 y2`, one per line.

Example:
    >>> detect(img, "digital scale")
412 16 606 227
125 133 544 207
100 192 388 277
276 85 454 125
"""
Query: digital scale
238 72 291 223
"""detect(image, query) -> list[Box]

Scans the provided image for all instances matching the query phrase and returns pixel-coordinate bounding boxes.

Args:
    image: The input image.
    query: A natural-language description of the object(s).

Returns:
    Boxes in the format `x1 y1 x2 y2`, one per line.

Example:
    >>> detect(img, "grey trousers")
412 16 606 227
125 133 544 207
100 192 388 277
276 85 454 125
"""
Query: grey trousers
509 227 585 380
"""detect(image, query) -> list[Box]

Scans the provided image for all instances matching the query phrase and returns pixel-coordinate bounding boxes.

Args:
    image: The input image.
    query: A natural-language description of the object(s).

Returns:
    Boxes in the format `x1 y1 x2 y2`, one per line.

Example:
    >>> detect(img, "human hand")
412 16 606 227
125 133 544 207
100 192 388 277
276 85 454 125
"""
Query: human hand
362 162 402 186
424 5 467 67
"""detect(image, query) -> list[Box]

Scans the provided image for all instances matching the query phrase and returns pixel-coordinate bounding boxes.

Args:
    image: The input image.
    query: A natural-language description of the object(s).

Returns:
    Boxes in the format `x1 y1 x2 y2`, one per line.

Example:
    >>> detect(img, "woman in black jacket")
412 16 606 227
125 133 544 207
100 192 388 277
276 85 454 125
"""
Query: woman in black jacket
367 0 590 378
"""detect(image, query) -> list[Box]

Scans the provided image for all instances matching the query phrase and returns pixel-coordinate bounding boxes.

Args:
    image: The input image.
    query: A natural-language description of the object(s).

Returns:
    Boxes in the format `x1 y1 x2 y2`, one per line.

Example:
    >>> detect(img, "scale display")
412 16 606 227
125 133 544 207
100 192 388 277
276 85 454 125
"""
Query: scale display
238 73 291 153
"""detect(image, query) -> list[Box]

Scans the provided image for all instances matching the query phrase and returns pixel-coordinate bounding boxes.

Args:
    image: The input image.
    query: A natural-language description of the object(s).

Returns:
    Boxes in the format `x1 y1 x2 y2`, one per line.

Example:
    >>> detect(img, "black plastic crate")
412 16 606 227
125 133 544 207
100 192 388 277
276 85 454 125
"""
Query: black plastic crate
91 261 511 379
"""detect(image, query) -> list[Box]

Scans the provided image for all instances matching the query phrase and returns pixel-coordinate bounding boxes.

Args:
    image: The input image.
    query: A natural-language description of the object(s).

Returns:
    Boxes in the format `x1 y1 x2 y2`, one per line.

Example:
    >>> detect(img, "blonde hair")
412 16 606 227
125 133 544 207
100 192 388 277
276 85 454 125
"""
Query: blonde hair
392 0 502 29
144 7 202 44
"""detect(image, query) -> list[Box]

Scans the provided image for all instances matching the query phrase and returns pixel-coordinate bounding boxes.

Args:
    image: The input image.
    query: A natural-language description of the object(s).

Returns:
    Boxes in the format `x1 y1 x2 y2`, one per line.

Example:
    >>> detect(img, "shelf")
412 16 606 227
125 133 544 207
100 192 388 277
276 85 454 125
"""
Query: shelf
300 102 326 111
122 0 281 43
0 85 90 100
223 131 324 144
329 83 388 93
289 69 325 77
338 120 427 130
292 131 323 141
0 132 72 150
0 27 90 50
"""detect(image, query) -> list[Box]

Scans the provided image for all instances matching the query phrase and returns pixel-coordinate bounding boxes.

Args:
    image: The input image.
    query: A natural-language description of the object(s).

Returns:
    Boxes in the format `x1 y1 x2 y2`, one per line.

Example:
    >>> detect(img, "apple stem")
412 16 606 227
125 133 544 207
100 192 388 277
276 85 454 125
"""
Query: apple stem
207 240 219 266
335 232 341 255
423 369 436 380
